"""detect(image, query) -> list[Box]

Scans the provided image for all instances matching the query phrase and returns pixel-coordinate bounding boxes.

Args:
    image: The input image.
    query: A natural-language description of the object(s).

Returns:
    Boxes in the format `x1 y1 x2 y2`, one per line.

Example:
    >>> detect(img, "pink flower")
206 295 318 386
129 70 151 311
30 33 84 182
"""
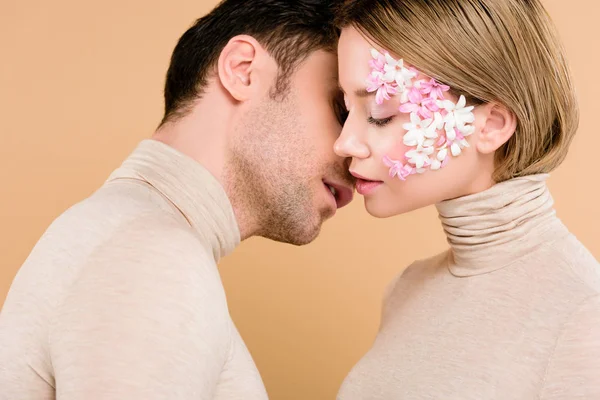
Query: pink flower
421 78 450 100
435 135 447 147
369 49 386 73
421 97 440 113
399 102 420 115
429 148 450 171
398 164 415 180
399 100 435 119
407 86 423 104
398 88 441 119
383 156 413 181
383 156 403 178
366 72 397 105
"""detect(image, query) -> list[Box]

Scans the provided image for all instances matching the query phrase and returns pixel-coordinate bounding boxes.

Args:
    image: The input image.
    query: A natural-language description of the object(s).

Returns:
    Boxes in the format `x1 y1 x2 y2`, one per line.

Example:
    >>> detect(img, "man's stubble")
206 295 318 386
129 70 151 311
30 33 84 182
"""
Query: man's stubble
224 92 328 245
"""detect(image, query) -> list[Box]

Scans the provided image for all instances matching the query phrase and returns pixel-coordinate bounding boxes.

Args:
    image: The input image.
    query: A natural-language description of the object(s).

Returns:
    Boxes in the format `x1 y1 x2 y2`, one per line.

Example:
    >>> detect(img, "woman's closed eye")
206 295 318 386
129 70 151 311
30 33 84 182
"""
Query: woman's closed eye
367 116 394 127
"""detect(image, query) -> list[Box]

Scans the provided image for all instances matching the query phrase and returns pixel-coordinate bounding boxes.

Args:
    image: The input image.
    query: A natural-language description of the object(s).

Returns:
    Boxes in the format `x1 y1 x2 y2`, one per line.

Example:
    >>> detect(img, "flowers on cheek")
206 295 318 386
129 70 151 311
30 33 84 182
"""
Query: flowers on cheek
420 78 450 100
383 156 414 181
366 49 476 180
366 72 397 105
402 112 442 148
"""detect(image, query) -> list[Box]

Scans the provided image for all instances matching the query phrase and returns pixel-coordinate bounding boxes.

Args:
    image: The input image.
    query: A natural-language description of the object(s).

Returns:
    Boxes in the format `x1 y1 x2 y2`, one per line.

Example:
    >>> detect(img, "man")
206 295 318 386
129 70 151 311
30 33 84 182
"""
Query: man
0 0 354 398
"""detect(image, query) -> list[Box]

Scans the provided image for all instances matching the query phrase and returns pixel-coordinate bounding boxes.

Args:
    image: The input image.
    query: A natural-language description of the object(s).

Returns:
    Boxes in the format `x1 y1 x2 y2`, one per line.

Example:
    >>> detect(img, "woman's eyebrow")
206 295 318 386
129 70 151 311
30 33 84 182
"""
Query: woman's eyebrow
337 83 372 98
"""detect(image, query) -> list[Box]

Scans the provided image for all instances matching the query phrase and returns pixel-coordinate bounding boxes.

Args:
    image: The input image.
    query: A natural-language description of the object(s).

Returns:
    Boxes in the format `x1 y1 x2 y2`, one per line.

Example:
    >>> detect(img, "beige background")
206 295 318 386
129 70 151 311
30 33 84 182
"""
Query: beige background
1 1 598 399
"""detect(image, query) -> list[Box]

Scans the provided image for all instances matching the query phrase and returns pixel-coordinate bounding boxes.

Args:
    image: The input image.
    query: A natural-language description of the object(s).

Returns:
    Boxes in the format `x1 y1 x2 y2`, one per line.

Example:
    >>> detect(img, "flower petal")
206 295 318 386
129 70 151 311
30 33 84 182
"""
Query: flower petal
437 148 448 161
399 103 418 114
382 155 395 167
400 91 409 104
451 142 462 156
381 71 394 82
403 135 418 147
441 156 450 168
408 88 422 104
446 128 457 141
442 100 455 111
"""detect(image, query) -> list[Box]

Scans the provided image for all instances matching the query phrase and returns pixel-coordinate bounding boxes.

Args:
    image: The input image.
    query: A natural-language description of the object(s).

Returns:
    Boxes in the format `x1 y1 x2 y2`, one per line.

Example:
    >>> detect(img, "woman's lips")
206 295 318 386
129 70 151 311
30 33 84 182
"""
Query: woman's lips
355 179 383 195
350 171 383 196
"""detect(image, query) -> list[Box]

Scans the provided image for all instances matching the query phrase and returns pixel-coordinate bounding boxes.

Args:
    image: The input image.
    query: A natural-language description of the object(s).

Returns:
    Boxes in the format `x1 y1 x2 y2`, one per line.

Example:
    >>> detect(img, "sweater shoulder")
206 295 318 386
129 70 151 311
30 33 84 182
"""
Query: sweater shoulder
401 250 450 281
382 250 450 305
540 233 600 296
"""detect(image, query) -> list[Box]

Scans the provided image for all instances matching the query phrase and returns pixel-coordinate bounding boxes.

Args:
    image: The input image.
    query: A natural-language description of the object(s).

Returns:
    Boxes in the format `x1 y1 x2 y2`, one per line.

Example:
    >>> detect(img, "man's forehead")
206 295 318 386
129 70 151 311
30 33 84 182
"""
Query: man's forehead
295 49 338 79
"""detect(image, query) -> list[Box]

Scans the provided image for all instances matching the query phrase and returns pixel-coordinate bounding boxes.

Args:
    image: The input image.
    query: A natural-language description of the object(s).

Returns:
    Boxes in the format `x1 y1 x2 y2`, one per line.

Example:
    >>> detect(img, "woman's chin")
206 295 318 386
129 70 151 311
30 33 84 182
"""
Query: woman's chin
364 196 398 218
364 195 419 218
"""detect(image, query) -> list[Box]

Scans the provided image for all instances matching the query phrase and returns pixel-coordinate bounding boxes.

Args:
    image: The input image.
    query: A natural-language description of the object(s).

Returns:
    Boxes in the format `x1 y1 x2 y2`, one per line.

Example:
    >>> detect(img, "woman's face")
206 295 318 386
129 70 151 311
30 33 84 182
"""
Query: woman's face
335 27 494 218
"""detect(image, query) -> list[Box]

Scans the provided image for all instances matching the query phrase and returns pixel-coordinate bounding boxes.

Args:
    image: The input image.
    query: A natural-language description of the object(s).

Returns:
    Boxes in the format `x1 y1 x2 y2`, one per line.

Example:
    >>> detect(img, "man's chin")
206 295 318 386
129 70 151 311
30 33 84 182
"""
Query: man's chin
261 214 324 246
289 209 334 245
285 234 319 246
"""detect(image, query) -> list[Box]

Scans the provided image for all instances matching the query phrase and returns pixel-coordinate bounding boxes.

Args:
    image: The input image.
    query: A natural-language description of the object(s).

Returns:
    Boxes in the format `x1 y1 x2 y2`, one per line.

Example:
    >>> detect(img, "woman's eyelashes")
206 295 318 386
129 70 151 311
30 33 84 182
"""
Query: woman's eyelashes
367 116 394 127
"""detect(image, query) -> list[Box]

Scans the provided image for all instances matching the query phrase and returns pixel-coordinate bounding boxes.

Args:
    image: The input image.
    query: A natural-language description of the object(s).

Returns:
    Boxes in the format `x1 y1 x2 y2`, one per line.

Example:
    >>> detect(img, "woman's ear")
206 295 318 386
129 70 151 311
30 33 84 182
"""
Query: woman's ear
475 102 518 154
217 35 262 101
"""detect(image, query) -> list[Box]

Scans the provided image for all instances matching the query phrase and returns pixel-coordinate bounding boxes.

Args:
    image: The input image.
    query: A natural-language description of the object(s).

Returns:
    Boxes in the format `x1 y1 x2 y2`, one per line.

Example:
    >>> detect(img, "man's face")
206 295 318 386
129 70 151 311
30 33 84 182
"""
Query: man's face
227 50 355 245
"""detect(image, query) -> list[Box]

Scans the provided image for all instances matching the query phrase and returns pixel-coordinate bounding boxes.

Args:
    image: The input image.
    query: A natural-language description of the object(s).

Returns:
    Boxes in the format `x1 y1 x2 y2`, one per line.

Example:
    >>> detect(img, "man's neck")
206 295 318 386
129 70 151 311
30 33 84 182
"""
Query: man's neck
153 111 258 241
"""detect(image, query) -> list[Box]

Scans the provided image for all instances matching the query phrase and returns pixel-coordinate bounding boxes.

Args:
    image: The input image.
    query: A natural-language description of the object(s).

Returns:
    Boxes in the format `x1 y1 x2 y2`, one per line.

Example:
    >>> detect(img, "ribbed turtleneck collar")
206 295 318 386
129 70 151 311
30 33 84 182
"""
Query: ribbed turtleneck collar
435 174 568 277
106 139 240 261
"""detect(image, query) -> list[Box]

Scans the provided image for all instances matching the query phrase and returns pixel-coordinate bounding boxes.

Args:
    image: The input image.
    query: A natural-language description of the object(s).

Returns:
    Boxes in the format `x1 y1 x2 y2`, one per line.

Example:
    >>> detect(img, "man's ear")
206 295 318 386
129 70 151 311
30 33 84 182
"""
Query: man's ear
475 102 518 154
217 35 263 102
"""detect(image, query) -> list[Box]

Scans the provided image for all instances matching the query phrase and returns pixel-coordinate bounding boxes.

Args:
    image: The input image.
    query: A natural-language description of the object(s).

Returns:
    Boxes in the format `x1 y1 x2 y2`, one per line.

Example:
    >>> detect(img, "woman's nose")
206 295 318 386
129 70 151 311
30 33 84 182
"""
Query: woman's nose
334 125 370 159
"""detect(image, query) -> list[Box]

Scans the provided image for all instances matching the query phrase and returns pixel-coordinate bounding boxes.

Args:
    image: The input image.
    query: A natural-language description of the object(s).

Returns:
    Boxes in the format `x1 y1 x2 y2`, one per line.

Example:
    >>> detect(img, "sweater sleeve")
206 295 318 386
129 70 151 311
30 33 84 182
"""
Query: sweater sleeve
540 295 600 399
49 227 232 400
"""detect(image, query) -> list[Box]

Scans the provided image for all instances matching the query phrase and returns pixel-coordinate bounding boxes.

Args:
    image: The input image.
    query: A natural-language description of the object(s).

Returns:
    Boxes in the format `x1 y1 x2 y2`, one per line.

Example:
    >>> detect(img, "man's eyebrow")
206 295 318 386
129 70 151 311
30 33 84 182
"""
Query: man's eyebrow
336 83 372 98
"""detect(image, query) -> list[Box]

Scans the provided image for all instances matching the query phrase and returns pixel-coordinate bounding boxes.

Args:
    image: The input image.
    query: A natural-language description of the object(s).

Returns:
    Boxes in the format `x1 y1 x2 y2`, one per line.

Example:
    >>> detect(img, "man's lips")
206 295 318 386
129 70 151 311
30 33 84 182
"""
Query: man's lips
323 180 354 209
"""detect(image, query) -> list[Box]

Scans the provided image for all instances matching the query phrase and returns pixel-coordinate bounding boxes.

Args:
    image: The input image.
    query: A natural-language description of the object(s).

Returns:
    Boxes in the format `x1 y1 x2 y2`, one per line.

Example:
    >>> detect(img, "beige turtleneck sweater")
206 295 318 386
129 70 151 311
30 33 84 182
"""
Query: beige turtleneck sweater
0 140 268 400
338 175 600 400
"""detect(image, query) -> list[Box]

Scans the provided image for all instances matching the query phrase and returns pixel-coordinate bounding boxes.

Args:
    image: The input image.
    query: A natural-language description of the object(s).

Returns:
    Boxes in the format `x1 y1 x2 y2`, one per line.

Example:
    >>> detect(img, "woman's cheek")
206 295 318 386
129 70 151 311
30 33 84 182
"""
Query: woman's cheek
377 127 408 162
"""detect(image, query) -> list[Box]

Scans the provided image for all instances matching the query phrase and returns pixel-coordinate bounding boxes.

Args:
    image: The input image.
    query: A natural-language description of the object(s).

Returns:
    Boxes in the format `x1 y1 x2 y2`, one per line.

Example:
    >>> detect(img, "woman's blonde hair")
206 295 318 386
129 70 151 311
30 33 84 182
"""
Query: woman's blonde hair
336 0 579 181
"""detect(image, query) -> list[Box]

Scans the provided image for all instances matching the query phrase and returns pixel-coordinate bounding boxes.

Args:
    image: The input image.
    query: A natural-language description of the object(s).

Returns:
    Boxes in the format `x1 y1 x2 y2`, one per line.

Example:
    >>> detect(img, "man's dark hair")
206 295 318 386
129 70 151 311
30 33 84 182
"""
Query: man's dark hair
161 0 340 125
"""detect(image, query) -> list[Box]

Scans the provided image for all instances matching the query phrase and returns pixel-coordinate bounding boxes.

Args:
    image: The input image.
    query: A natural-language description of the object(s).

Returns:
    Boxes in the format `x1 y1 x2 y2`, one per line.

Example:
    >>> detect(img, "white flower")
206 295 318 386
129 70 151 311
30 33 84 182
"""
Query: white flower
406 146 434 169
445 126 456 141
382 53 402 81
399 90 410 104
402 113 440 147
450 138 470 156
430 160 442 170
431 111 445 130
437 148 448 161
439 95 475 136
396 67 417 91
450 142 462 156
381 53 417 91
460 124 475 136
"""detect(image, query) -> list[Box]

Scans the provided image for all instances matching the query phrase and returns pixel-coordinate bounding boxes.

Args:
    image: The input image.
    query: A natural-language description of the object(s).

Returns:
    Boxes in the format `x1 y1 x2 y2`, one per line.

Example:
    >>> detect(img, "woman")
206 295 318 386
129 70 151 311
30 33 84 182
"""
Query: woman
333 0 599 399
